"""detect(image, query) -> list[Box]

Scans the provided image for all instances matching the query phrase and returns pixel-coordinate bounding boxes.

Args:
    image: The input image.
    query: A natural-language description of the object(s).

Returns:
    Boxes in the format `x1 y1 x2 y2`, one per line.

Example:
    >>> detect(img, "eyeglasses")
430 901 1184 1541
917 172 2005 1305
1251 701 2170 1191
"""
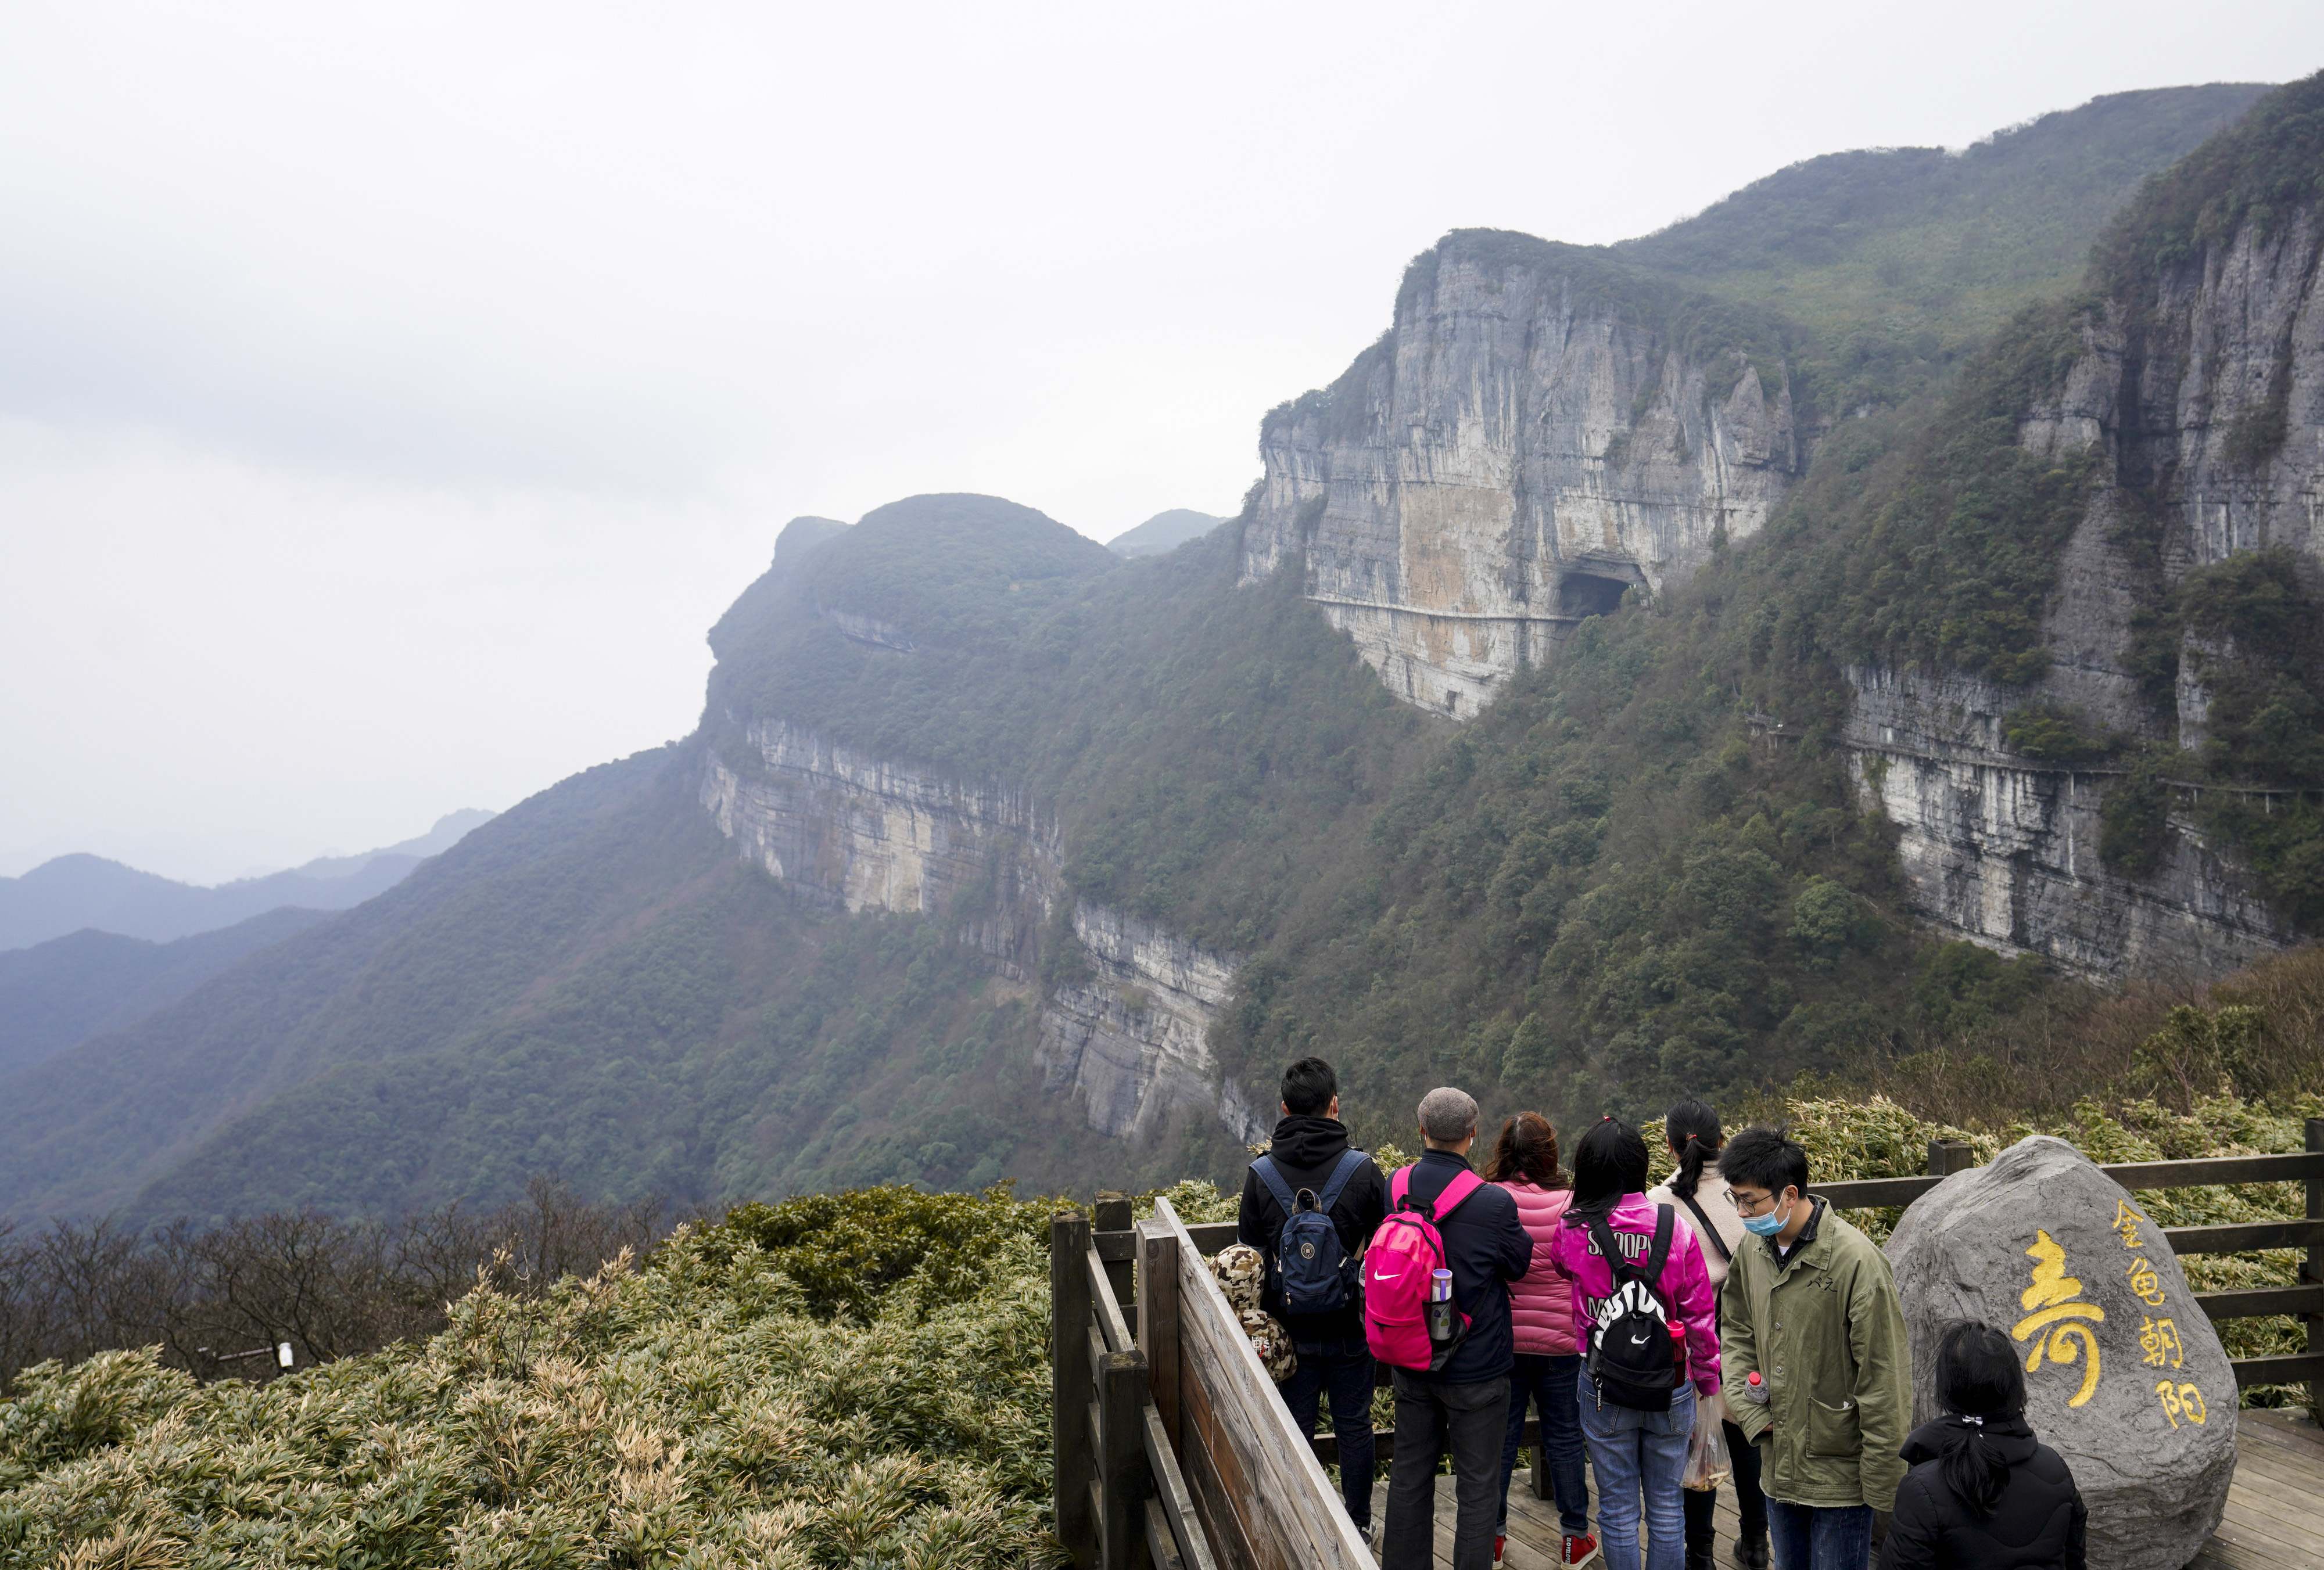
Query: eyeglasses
1728 1189 1780 1216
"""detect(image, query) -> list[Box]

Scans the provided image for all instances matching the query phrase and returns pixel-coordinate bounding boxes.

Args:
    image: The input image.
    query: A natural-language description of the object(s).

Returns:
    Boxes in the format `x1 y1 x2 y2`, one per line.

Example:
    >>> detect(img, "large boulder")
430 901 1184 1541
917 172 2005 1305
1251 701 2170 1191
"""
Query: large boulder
1884 1136 2233 1570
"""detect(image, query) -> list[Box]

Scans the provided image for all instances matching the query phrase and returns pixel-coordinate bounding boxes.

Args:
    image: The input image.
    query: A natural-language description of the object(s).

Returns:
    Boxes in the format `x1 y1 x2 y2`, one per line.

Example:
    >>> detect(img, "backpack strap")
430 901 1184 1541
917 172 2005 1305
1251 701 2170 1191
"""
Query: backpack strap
1432 1167 1484 1221
1391 1163 1482 1221
1251 1155 1299 1217
1678 1192 1730 1264
1314 1148 1367 1214
1643 1204 1675 1287
1586 1216 1640 1288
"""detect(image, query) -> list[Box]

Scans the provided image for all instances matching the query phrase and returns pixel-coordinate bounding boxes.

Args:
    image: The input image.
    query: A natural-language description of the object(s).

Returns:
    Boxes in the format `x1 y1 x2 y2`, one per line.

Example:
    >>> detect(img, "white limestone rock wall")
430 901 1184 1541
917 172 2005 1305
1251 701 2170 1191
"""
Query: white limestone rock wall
700 719 1256 1140
2141 209 2324 569
1035 903 1260 1143
700 720 1059 974
1244 236 1808 714
1844 665 2291 979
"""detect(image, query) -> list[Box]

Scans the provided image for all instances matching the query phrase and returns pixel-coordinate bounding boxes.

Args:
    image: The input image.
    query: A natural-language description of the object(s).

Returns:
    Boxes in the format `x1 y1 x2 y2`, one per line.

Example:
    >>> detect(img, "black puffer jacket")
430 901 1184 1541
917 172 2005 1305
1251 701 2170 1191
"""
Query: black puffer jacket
1879 1416 2087 1570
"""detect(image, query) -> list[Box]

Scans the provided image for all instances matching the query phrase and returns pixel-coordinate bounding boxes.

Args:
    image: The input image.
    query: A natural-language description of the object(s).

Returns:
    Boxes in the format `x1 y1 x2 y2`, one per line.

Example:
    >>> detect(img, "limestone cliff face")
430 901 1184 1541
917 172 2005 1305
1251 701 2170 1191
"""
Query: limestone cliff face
700 720 1057 975
1844 202 2324 977
700 721 1253 1140
1245 232 1808 714
1844 664 2293 976
1035 903 1263 1143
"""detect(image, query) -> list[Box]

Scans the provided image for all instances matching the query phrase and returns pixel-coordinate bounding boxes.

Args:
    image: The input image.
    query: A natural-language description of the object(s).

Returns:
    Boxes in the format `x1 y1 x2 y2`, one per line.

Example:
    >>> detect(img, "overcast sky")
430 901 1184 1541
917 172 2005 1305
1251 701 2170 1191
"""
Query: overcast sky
3 2 2318 884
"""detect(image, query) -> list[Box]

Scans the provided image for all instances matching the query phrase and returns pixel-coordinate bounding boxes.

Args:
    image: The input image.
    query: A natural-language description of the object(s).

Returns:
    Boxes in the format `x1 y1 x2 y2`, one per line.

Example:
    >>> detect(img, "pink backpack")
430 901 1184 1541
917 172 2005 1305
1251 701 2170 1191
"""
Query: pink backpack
1364 1165 1484 1370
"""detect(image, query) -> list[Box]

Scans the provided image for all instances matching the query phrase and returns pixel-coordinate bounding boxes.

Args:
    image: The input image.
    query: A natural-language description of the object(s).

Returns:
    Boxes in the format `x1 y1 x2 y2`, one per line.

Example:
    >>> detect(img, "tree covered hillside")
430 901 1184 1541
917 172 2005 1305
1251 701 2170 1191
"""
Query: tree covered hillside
0 82 2303 1225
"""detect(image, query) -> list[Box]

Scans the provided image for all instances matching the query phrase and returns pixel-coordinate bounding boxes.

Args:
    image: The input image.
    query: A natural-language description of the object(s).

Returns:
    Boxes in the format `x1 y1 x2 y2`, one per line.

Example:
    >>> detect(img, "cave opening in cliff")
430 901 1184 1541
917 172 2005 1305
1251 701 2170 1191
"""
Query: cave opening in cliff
1556 572 1630 620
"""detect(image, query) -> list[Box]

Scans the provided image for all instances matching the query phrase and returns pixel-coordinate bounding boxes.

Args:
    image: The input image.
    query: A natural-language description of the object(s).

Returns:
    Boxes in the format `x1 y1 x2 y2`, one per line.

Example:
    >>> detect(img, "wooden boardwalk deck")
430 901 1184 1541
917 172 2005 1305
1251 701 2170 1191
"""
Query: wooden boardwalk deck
1411 1410 2324 1569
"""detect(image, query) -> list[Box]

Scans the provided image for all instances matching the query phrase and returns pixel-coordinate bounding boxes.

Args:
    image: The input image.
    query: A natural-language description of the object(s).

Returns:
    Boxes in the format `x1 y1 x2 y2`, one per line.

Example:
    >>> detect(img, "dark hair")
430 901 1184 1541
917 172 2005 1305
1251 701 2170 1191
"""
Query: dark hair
1718 1125 1810 1199
1935 1321 2027 1517
1567 1117 1650 1224
1280 1058 1337 1116
1663 1098 1723 1199
1484 1112 1570 1189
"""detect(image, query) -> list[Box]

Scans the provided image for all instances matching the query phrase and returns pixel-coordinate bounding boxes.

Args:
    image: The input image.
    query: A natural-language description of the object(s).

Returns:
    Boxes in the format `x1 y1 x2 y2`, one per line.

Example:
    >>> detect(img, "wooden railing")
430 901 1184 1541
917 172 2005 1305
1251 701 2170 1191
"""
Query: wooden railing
1053 1197 1218 1570
1815 1119 2324 1394
1052 1122 2324 1566
1055 1197 1373 1570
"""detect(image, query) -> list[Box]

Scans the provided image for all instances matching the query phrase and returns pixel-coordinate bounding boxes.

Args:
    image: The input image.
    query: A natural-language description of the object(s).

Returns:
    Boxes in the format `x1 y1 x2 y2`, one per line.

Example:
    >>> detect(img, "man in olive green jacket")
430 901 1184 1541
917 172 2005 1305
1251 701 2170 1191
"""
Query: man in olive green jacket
1716 1127 1910 1570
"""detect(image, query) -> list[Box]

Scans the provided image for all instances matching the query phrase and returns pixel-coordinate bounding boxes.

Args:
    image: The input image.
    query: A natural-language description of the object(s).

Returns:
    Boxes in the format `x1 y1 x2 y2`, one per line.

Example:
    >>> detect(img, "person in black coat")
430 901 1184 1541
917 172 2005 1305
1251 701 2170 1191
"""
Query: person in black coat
1881 1321 2088 1570
1236 1056 1389 1537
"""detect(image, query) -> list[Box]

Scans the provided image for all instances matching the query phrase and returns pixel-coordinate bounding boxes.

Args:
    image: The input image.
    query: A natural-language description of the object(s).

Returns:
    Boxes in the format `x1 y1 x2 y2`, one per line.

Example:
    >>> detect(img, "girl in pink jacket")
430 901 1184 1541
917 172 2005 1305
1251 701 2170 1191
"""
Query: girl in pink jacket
1486 1112 1595 1567
1548 1118 1719 1570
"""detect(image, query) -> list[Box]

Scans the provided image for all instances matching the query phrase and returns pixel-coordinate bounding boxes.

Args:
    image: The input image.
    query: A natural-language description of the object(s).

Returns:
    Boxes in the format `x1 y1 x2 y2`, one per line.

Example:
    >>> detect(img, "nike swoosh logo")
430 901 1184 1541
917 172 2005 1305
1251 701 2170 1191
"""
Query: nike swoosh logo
1375 1273 1395 1282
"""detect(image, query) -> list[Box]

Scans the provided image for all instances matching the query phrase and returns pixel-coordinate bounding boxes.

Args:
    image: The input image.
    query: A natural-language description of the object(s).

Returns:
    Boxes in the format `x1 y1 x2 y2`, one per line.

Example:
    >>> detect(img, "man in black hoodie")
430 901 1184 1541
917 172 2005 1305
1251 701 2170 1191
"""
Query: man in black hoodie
1238 1056 1390 1540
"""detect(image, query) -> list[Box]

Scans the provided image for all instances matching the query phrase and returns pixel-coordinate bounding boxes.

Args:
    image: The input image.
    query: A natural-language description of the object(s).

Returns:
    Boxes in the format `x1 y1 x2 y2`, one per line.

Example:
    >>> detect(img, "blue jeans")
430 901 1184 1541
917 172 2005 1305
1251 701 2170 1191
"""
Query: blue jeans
1575 1370 1692 1570
1766 1500 1871 1570
1281 1337 1377 1531
1498 1353 1588 1537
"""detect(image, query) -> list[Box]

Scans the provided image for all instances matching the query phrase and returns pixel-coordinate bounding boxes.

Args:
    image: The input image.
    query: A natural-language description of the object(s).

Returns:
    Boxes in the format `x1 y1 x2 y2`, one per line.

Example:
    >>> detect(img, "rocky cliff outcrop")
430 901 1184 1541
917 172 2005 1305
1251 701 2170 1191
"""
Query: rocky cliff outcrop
1244 232 1809 713
1036 903 1264 1143
1843 195 2323 978
1844 664 2293 977
700 721 1255 1141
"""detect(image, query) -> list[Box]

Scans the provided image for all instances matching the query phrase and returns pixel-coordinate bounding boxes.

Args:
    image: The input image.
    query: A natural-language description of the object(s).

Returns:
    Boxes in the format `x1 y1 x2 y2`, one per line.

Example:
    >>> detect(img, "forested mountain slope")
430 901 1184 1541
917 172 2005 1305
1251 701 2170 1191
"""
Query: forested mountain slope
2 81 2309 1223
0 907 329 1082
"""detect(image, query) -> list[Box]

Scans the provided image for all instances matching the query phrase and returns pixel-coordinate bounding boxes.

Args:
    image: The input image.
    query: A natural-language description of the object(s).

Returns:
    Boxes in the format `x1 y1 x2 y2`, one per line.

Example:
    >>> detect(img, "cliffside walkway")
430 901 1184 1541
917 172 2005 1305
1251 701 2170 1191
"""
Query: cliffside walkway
1053 1133 2324 1570
1465 1406 2324 1569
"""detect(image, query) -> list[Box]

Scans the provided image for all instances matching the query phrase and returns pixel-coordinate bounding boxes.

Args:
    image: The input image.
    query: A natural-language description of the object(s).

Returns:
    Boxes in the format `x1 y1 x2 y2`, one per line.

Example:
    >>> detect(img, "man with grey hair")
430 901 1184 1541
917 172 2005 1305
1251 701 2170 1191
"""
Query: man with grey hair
1384 1087 1536 1570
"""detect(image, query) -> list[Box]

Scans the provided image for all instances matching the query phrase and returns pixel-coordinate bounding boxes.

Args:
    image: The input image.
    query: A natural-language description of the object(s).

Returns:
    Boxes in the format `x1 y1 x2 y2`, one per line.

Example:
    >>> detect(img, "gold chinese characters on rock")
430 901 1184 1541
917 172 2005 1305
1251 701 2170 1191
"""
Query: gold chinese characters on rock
2112 1199 2208 1430
2014 1230 2104 1408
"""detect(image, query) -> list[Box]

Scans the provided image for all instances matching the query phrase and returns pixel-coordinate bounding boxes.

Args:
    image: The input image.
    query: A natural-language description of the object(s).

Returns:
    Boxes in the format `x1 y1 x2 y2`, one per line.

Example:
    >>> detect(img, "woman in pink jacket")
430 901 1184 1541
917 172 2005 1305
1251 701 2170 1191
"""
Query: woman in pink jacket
1487 1112 1597 1568
1549 1118 1720 1570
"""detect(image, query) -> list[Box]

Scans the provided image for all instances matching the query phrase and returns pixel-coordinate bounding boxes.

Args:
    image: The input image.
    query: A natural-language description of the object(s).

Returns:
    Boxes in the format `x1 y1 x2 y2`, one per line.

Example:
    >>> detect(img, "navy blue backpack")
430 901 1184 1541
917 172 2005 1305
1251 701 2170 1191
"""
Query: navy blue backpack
1252 1148 1368 1315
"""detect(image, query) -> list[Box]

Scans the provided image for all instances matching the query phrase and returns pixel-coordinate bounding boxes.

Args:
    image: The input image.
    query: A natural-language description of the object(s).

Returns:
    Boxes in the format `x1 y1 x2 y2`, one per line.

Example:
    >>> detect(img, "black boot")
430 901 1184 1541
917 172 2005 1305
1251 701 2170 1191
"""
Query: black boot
1686 1552 1715 1570
1733 1536 1770 1570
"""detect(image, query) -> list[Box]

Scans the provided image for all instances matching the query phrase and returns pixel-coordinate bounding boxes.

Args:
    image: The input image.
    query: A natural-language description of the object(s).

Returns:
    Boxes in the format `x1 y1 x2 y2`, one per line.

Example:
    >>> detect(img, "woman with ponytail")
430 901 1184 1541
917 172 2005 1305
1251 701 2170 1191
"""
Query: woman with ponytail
1881 1321 2087 1569
1484 1112 1595 1567
1646 1101 1764 1570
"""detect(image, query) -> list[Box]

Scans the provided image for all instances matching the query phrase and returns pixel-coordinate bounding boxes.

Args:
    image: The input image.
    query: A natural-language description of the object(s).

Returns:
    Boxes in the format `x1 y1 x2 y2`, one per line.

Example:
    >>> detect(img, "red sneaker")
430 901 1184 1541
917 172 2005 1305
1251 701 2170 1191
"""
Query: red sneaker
1493 1536 1505 1564
1562 1533 1601 1567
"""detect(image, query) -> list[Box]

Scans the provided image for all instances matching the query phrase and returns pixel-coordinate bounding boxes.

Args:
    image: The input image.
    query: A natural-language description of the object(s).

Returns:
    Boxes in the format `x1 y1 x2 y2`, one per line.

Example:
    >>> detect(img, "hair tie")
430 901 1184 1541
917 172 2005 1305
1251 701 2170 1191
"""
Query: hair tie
1684 1133 1698 1143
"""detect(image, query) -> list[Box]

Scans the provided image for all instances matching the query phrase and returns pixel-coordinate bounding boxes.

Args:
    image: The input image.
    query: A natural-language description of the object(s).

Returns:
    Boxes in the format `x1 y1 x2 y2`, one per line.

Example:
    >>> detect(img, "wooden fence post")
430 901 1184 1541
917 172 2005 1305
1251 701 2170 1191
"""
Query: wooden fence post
1927 1138 1975 1177
1095 1192 1135 1323
1138 1220 1182 1450
2307 1118 2323 1425
1053 1210 1096 1568
1099 1348 1150 1570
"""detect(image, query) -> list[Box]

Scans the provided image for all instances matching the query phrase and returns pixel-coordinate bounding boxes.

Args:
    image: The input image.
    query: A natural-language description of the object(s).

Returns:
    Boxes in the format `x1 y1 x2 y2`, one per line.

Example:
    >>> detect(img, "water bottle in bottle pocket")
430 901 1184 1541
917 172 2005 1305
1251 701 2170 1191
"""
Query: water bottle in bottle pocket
1425 1269 1456 1345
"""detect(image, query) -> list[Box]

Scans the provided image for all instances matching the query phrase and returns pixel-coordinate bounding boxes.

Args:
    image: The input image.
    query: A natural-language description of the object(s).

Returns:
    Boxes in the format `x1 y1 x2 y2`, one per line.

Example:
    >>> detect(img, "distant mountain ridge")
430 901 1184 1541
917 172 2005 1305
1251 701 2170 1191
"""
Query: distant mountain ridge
1107 509 1225 558
0 810 496 950
0 907 333 1083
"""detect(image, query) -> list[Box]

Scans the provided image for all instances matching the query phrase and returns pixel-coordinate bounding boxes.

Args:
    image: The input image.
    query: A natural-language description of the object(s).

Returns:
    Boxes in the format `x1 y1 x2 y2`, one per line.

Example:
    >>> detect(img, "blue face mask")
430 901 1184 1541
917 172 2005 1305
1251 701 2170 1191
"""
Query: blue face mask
1741 1195 1794 1238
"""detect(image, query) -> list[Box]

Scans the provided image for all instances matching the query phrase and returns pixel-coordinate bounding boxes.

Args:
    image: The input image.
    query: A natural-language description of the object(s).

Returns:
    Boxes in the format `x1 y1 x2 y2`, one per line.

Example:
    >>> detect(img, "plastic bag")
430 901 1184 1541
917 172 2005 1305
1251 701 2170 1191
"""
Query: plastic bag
1681 1397 1731 1492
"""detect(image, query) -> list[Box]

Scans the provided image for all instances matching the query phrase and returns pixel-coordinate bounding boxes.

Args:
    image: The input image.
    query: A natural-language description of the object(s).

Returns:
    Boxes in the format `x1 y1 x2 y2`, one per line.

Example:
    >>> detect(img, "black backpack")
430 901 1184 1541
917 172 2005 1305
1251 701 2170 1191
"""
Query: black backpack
1253 1149 1367 1315
1583 1205 1680 1411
